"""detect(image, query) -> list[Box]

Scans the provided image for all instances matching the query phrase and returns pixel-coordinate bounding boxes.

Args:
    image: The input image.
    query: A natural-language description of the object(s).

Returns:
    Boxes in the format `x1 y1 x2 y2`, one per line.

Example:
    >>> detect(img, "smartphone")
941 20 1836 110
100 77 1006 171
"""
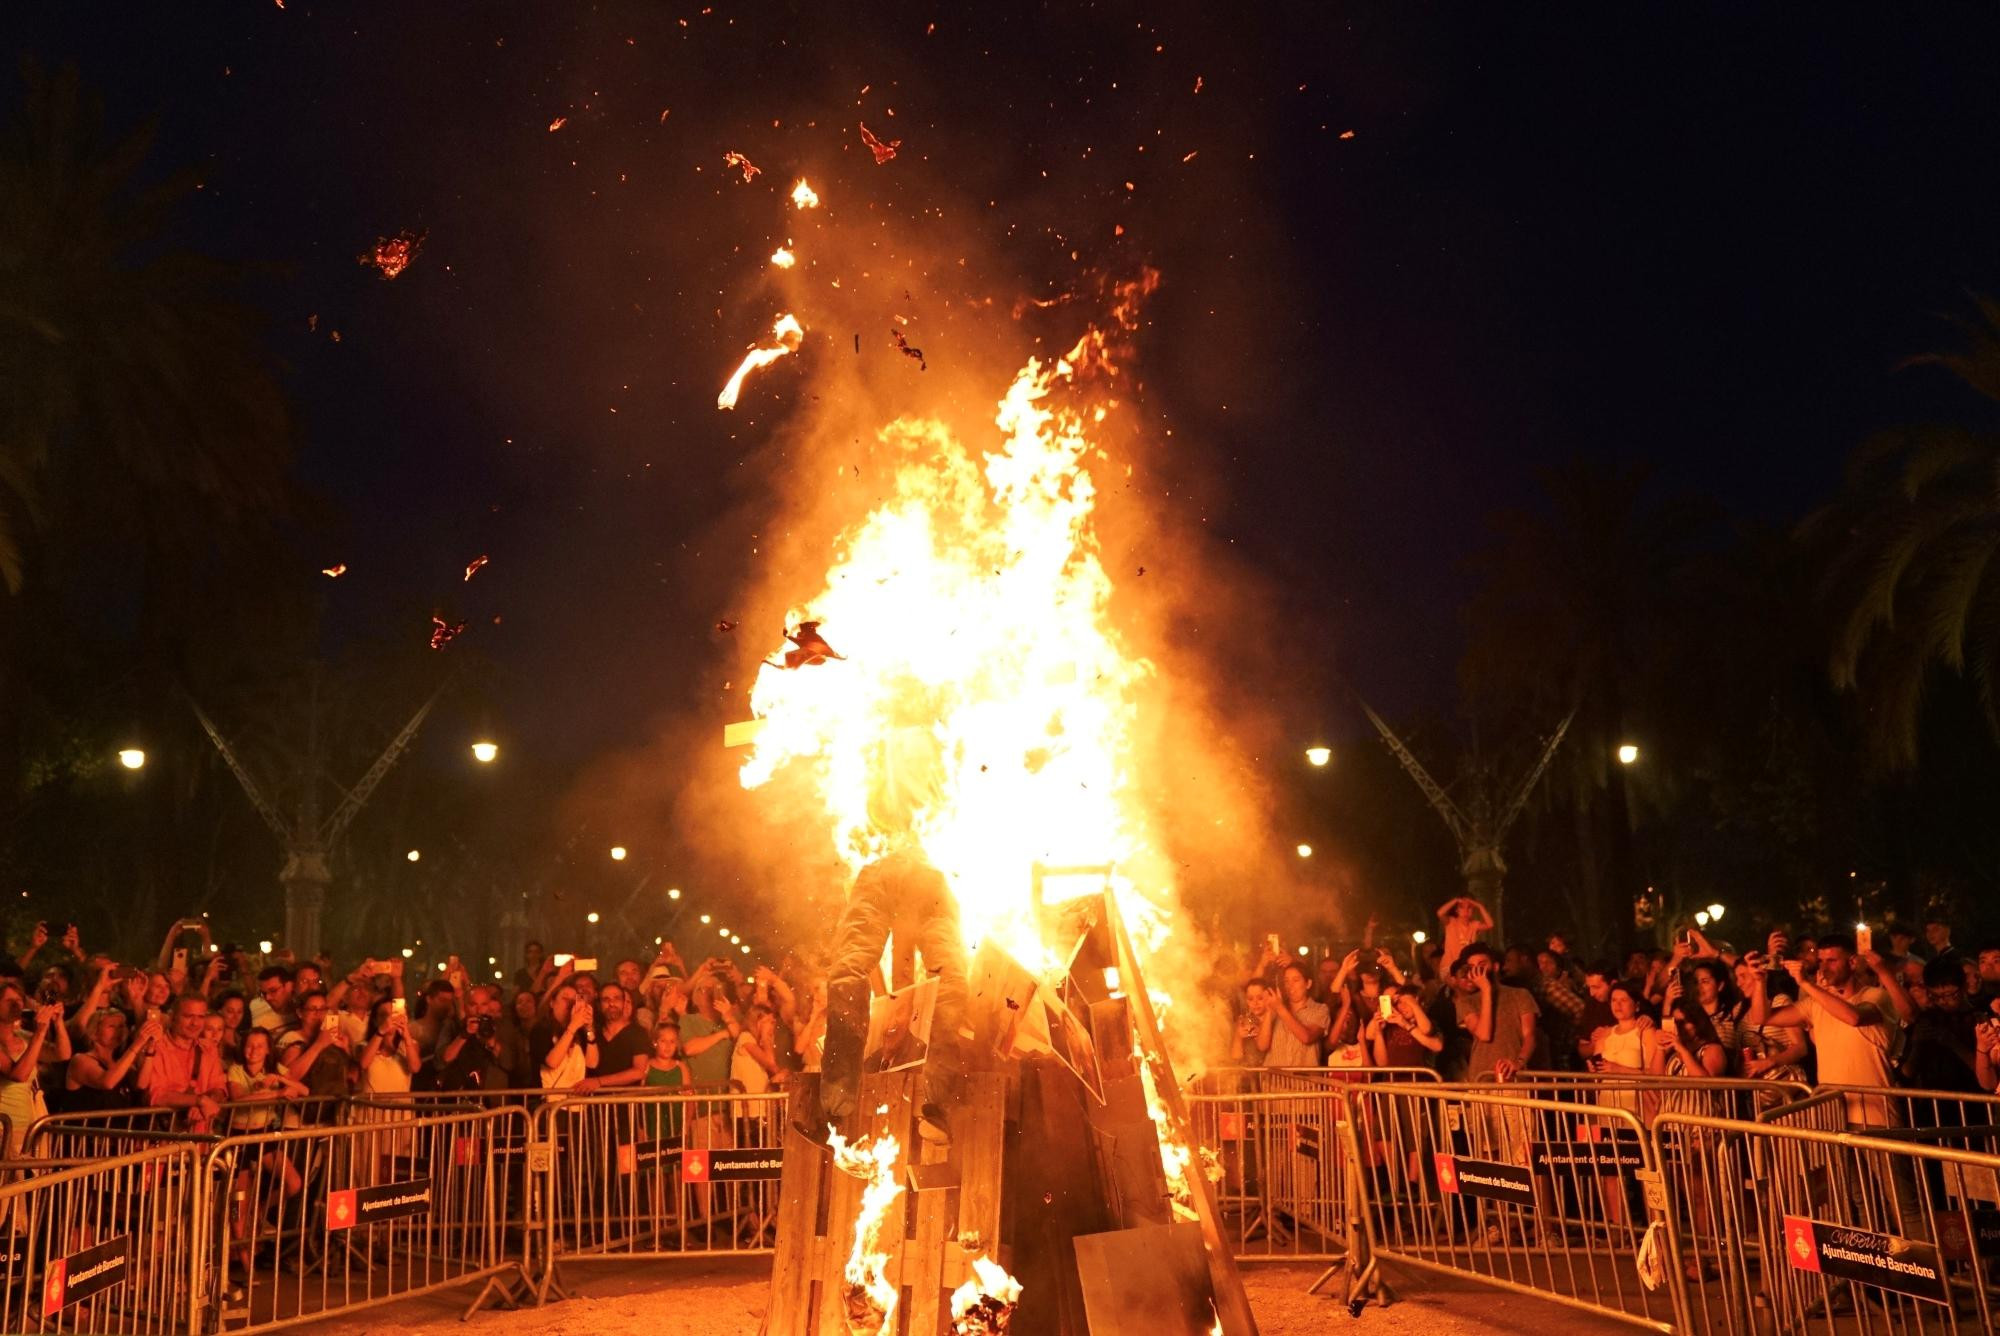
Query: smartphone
574 957 600 973
553 953 574 968
1378 995 1395 1021
1265 933 1281 956
391 997 406 1016
1855 924 1873 955
171 948 187 971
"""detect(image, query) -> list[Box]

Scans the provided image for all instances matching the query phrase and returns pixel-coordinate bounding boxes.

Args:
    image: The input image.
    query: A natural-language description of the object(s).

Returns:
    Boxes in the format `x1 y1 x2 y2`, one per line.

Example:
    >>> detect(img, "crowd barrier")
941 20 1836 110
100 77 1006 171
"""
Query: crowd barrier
1184 1067 1438 1268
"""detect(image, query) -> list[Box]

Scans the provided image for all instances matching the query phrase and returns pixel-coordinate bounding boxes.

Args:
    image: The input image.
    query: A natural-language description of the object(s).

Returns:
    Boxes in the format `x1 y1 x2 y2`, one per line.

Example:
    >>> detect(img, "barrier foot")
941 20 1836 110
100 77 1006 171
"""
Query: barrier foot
1306 1261 1341 1296
1340 1256 1393 1316
464 1264 532 1320
531 1258 575 1307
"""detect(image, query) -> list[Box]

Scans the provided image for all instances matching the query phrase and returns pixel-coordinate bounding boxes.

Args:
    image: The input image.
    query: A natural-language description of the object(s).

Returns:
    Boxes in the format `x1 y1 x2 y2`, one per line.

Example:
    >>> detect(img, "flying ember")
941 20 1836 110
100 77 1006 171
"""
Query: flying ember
858 122 901 164
723 150 761 182
790 179 821 209
770 247 796 268
715 313 805 410
463 554 490 582
358 228 426 280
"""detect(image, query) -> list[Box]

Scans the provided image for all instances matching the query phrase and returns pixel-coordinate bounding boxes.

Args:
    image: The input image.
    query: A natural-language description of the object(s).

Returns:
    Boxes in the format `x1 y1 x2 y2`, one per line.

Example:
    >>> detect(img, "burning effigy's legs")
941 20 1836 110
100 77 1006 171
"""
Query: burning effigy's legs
820 846 970 1140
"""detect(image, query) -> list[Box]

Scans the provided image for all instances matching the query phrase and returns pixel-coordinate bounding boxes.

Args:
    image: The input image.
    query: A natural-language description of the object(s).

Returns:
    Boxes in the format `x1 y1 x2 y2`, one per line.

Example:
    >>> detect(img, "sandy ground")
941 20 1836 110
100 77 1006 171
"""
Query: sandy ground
290 1257 1642 1335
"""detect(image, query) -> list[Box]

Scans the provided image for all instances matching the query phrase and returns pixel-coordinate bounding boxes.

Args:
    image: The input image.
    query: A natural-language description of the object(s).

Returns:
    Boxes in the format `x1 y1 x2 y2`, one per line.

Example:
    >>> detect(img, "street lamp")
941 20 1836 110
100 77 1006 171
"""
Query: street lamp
1412 930 1427 945
699 914 712 925
1305 746 1332 768
1695 911 1711 928
1295 843 1313 859
258 939 274 954
470 740 499 764
667 887 682 901
718 927 730 938
1616 743 1640 765
117 747 147 771
1706 903 1725 922
406 849 421 863
400 947 415 959
586 911 601 924
610 846 627 862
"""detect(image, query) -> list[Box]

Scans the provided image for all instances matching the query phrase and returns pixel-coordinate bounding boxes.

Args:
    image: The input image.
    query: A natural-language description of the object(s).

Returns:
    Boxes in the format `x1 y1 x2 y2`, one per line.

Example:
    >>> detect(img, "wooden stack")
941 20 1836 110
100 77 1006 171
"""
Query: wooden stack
762 890 1259 1335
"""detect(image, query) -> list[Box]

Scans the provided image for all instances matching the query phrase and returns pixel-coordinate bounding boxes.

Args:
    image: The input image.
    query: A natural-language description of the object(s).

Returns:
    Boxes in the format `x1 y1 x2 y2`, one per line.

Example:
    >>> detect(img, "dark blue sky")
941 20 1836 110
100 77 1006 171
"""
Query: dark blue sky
16 3 2000 763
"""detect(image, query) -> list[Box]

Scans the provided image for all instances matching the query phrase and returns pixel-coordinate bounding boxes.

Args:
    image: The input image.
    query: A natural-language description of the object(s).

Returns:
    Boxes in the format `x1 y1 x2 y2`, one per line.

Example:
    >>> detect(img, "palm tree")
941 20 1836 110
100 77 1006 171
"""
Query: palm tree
1805 297 2000 768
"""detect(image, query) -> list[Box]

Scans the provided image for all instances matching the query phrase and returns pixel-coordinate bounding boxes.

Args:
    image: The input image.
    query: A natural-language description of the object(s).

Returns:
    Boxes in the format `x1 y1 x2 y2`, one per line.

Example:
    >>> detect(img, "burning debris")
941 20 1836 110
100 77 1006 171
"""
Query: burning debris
771 620 844 669
463 554 490 582
723 150 762 182
827 1132 903 1335
889 329 927 370
771 247 796 268
715 618 739 633
716 313 805 409
320 563 347 579
791 178 821 209
547 115 567 132
949 1255 1023 1334
359 229 427 280
428 615 466 650
858 122 902 164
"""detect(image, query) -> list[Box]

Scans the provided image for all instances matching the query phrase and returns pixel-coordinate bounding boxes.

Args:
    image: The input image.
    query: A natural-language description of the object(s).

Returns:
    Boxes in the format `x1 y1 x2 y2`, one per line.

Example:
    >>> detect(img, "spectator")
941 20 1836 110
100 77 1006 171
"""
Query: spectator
251 966 296 1032
62 1009 155 1114
0 980 67 1150
1924 918 1961 975
1573 965 1618 1064
1266 961 1330 1068
1888 924 1922 962
1686 958 1744 1060
1898 958 1984 1093
139 994 228 1133
226 1027 307 1128
532 982 597 1091
579 982 650 1094
214 991 249 1060
1535 949 1587 1069
1746 934 1908 1130
515 941 548 994
1975 1005 2000 1094
1453 946 1539 1081
1436 896 1495 973
1736 962 1810 1083
1367 985 1443 1069
1230 979 1274 1067
279 989 354 1114
732 1004 783 1093
511 988 539 1032
357 999 418 1098
679 971 744 1088
1973 943 2000 1011
1656 980 1730 1077
644 1023 692 1146
1587 982 1660 1078
411 977 459 1055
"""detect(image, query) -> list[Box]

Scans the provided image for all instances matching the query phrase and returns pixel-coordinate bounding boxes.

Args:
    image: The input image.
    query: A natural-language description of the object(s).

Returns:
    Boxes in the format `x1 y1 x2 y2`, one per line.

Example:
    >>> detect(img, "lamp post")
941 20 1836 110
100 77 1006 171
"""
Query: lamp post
117 748 147 771
1305 746 1332 768
471 740 499 764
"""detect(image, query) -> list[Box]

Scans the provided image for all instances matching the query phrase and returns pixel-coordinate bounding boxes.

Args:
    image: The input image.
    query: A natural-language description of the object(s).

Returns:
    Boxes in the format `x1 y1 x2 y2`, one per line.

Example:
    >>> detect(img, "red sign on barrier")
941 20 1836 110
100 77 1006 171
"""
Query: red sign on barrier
1782 1215 1948 1301
328 1178 434 1232
1218 1112 1244 1141
41 1236 131 1317
683 1148 785 1183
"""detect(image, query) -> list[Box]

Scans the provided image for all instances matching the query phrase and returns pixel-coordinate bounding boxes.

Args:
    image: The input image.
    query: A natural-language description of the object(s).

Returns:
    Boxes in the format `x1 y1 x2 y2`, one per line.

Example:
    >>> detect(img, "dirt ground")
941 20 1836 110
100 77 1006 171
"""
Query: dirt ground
292 1257 1642 1335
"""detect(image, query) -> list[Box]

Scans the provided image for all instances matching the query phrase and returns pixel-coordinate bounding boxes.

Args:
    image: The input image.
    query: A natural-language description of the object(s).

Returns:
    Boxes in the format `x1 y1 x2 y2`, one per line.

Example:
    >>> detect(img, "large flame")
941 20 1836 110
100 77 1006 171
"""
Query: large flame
950 1254 1024 1333
738 304 1171 972
828 1131 904 1334
717 313 805 410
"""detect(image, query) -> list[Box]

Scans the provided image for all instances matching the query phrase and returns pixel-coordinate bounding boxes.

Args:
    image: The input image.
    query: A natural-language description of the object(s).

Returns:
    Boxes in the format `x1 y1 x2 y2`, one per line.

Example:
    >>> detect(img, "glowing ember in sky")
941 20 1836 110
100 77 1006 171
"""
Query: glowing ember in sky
463 554 490 582
790 179 820 209
770 247 795 268
320 563 347 578
723 150 762 182
358 229 426 281
547 116 567 132
716 313 805 409
429 615 467 650
858 122 901 164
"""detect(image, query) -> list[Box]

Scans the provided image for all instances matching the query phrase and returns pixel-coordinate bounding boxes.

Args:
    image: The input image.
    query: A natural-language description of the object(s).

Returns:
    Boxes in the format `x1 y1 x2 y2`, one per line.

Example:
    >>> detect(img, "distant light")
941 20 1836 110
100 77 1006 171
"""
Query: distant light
258 939 273 954
610 846 628 861
1297 945 1310 956
471 740 499 764
1695 911 1710 927
654 936 663 946
117 748 147 771
1305 746 1331 768
1295 843 1313 859
494 970 504 979
1706 903 1725 922
718 927 730 938
699 914 712 925
400 948 414 959
729 934 741 944
587 912 601 924
487 956 497 965
406 849 421 862
668 887 682 901
1855 921 1869 933
1616 744 1639 765
435 962 446 972
1412 931 1427 945
739 945 751 955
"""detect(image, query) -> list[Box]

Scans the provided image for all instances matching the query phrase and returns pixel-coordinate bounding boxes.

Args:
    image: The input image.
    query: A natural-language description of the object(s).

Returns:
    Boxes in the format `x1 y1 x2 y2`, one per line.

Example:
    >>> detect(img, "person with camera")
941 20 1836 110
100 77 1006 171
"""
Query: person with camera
63 1008 158 1114
533 981 597 1091
1368 984 1444 1069
1230 978 1275 1068
278 989 354 1120
140 994 228 1133
434 984 521 1092
0 978 69 1154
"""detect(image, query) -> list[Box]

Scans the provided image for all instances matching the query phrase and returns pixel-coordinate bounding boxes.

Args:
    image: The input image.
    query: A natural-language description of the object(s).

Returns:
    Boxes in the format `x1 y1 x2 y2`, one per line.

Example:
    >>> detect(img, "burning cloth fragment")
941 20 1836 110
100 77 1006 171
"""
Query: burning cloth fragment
359 229 426 280
463 554 489 582
950 1255 1024 1334
771 620 844 669
723 150 761 182
716 313 805 409
858 122 901 164
890 329 926 370
428 615 466 650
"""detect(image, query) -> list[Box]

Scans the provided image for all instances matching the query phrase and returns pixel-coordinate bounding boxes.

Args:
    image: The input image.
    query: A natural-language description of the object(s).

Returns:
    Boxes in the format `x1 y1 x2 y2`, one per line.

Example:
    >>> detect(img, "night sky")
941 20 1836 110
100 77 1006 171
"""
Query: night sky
16 3 2000 767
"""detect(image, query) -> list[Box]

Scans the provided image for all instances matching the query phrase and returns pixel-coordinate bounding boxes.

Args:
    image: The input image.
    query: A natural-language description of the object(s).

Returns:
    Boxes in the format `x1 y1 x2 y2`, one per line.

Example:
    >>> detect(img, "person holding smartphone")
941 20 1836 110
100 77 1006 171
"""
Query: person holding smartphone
1368 985 1443 1069
1230 979 1275 1068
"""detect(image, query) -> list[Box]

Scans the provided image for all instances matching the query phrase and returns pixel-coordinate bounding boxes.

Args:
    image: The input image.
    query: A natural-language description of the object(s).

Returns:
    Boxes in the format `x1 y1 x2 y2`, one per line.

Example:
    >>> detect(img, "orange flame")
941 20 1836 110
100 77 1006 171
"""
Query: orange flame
716 313 805 410
771 247 796 268
791 178 821 209
828 1131 903 1333
949 1254 1023 1333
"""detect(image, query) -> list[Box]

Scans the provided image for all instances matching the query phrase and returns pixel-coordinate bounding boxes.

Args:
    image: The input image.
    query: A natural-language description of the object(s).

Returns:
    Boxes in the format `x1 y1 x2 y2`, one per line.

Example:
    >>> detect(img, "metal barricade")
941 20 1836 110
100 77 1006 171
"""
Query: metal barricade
1654 1111 2000 1336
1822 1086 2000 1156
1184 1068 1438 1268
528 1086 787 1301
0 1140 209 1334
24 1107 180 1160
1476 1071 1813 1125
1339 1082 1676 1331
198 1102 530 1331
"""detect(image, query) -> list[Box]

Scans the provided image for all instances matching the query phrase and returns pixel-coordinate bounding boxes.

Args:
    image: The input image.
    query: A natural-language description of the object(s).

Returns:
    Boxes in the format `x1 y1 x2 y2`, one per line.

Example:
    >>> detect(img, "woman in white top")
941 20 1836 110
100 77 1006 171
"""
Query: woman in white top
731 1007 782 1094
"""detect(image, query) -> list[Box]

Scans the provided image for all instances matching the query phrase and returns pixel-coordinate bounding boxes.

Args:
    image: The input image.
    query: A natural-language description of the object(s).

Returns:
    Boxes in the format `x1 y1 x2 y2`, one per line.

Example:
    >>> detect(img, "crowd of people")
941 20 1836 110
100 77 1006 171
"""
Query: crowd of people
1225 896 2000 1128
0 917 832 1157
